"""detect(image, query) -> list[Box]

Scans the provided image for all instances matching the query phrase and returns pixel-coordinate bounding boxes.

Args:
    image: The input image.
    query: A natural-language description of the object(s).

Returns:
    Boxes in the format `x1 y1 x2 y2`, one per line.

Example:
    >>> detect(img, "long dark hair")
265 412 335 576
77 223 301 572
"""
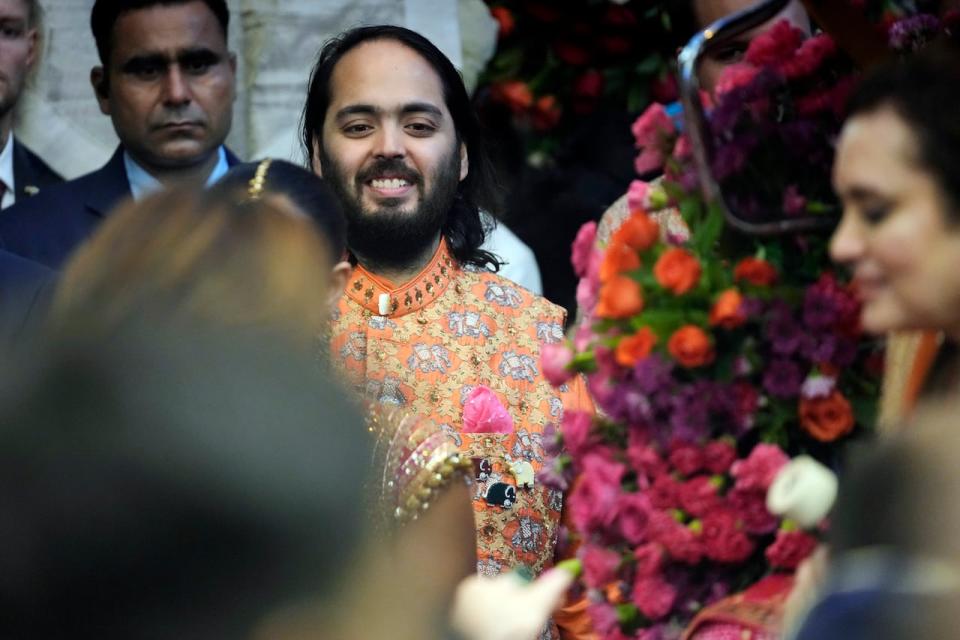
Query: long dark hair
301 25 502 271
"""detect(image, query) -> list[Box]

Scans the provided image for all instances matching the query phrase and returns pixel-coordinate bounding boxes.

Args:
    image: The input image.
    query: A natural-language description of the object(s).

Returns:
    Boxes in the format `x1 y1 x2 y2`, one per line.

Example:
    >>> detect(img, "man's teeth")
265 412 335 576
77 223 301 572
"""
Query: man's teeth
371 178 409 189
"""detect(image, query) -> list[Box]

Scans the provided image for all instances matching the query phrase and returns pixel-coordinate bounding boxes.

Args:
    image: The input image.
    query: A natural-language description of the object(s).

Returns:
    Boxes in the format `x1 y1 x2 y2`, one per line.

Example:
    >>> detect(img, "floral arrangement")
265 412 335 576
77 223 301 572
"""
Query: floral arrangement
476 1 685 160
536 19 885 640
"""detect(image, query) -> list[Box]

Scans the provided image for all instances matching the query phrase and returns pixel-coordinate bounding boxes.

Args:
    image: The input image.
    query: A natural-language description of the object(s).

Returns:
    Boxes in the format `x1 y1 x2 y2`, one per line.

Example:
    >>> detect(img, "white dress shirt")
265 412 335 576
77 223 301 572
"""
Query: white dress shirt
123 146 229 201
0 133 16 209
480 211 543 295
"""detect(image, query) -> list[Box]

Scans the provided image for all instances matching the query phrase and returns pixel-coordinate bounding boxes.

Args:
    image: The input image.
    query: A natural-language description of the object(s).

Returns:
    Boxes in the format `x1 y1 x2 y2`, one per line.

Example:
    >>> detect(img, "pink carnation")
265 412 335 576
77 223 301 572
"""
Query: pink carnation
677 476 722 518
627 431 668 481
635 148 666 176
701 509 755 564
668 439 704 476
572 221 598 278
766 529 818 569
581 544 622 588
576 277 599 317
648 473 680 510
569 453 626 534
461 386 514 433
727 488 779 535
631 102 676 149
615 491 652 544
541 343 574 387
730 443 789 492
714 62 761 98
702 440 737 474
631 576 678 620
745 20 804 67
561 410 594 457
633 543 664 577
626 179 651 212
648 510 703 564
587 603 620 636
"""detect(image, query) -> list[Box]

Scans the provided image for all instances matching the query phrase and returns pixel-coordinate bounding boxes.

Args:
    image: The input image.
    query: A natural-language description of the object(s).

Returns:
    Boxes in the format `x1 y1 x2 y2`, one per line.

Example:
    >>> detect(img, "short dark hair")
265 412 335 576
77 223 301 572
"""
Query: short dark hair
217 159 347 260
90 0 230 65
301 25 502 271
846 45 960 223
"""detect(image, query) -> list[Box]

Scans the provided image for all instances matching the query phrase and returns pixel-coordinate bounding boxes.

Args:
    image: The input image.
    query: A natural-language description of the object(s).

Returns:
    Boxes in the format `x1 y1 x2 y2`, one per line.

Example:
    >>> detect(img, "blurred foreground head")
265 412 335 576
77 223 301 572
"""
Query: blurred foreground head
50 187 332 344
0 324 373 639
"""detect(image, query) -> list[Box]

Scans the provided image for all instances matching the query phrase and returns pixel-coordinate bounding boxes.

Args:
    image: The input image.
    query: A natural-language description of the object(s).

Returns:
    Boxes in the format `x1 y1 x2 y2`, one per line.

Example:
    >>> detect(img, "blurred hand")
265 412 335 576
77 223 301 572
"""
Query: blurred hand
451 567 575 640
782 545 830 636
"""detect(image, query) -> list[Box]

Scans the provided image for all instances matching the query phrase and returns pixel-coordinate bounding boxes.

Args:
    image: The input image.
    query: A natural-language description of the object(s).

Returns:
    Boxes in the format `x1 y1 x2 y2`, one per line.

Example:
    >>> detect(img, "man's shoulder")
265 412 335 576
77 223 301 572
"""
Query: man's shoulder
13 140 64 188
462 267 566 323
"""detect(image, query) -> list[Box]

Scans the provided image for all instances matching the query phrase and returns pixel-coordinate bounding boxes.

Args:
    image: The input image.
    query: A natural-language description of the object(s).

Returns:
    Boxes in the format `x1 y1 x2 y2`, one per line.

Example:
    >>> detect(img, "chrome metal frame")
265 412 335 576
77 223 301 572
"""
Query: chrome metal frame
677 0 837 236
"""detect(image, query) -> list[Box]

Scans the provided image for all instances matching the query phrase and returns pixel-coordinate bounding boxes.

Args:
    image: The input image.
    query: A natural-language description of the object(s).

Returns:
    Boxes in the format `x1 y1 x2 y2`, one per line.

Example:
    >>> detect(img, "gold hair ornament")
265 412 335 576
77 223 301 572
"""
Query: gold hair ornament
247 158 273 199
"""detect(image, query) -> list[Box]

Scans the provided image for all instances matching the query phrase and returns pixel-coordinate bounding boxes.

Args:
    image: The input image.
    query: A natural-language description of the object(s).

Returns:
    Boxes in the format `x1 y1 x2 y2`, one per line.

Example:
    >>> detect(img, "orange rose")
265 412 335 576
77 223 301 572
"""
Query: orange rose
667 325 715 368
654 247 702 295
493 80 533 114
596 275 644 319
612 210 660 252
709 289 746 329
734 257 778 287
600 240 641 283
799 391 854 442
615 327 658 367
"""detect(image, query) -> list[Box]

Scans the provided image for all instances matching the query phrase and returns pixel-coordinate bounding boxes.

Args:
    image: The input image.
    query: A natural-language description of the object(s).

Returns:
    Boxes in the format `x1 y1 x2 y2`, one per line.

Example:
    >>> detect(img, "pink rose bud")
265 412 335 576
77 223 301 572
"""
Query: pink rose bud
541 343 574 386
462 386 515 434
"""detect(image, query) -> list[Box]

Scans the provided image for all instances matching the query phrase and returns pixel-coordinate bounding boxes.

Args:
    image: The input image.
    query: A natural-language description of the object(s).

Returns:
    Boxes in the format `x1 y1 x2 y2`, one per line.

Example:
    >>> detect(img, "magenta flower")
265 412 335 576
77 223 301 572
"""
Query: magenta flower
632 575 678 620
616 491 653 545
730 443 789 492
541 343 575 387
561 410 595 457
568 453 626 534
581 544 623 588
571 221 598 278
763 358 803 399
462 386 514 433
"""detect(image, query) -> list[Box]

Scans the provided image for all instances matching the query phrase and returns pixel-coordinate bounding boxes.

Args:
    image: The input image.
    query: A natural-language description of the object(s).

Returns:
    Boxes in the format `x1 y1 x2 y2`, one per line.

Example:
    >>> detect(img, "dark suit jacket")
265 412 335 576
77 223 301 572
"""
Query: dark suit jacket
12 138 63 202
0 145 240 269
0 248 53 346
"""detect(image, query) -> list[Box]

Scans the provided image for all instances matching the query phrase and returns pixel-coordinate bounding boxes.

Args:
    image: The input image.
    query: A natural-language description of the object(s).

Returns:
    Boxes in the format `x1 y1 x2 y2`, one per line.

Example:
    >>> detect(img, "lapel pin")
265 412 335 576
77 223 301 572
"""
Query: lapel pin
23 185 39 195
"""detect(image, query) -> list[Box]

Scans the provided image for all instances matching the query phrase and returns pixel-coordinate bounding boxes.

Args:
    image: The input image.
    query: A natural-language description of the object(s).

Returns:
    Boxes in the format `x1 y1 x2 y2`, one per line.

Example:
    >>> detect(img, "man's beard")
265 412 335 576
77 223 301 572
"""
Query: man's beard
319 149 461 272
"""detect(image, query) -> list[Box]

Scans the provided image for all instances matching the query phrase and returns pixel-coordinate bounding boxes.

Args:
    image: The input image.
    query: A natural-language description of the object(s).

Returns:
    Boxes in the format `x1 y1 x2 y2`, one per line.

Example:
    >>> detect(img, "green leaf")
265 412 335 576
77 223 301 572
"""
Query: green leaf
635 53 663 76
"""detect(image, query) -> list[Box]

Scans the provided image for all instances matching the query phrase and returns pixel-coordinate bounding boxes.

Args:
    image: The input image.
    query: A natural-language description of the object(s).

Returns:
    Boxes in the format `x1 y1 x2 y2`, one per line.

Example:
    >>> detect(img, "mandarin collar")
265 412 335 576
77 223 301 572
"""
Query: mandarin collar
345 238 458 317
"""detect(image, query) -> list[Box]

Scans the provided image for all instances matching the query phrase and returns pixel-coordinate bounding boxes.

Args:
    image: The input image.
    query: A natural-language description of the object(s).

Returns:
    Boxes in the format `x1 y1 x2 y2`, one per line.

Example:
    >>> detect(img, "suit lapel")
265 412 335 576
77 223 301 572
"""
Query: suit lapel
84 147 132 218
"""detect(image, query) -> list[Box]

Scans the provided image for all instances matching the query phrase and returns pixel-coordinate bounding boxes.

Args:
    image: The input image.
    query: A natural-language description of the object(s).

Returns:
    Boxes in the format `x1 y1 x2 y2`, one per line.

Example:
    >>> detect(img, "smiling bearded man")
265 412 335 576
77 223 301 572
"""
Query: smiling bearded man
303 25 596 640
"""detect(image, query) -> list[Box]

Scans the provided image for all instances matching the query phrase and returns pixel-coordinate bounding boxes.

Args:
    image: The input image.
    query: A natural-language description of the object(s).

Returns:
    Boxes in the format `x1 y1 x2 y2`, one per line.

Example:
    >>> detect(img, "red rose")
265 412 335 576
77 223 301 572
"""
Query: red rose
603 5 637 27
531 94 562 131
701 509 755 563
727 488 779 535
799 390 855 442
766 529 818 569
734 256 778 287
702 440 737 474
631 576 678 620
581 544 623 588
667 440 704 476
616 492 653 545
573 69 604 114
599 34 632 56
651 71 678 104
489 6 515 39
677 476 723 517
554 40 592 66
732 381 759 430
745 19 804 66
492 80 533 114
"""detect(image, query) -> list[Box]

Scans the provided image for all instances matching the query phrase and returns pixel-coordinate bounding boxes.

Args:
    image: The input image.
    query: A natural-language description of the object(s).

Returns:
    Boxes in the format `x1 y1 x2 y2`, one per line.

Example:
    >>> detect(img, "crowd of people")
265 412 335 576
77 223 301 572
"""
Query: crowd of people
3 0 960 638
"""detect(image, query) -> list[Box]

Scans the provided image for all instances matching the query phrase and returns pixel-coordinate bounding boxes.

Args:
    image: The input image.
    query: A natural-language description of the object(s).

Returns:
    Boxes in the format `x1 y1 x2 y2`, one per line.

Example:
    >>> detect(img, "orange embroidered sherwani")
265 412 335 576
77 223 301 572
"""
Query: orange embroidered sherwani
332 239 595 640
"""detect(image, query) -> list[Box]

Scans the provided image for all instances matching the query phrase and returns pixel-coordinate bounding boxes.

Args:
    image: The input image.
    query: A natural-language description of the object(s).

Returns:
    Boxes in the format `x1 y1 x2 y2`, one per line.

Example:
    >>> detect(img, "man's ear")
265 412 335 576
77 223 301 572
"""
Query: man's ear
90 66 110 115
459 142 469 182
311 137 324 176
24 27 37 70
328 260 353 309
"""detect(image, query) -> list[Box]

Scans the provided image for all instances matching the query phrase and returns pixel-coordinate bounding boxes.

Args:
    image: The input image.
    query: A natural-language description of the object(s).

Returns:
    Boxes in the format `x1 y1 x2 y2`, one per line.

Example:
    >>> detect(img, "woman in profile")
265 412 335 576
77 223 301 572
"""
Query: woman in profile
48 172 475 637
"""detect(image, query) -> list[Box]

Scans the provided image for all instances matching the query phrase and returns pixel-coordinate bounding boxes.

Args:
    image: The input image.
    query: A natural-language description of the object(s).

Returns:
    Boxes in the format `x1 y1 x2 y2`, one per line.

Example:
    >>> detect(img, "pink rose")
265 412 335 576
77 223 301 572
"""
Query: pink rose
631 576 678 620
581 544 623 588
667 440 704 476
766 529 818 569
615 491 652 544
626 179 651 212
714 62 761 98
701 509 755 563
569 453 625 534
561 410 594 456
702 440 737 474
576 276 599 317
677 476 722 517
633 543 664 577
731 444 790 492
671 133 693 162
541 343 574 387
461 386 514 434
728 488 779 535
572 221 598 278
573 320 595 353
